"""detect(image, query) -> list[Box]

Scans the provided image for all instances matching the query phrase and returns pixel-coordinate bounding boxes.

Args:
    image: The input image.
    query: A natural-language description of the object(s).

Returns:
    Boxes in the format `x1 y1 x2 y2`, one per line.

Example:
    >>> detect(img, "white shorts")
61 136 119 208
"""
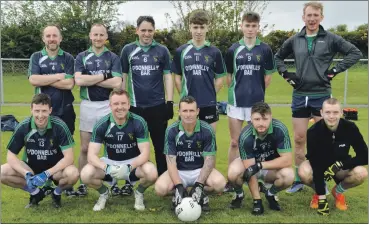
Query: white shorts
178 168 201 188
80 100 111 132
227 104 252 122
100 157 138 185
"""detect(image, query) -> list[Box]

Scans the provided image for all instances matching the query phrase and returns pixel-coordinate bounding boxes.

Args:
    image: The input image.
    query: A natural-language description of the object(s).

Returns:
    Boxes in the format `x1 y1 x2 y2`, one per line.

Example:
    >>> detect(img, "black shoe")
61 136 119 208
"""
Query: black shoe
41 185 55 196
201 195 210 212
252 199 264 215
229 192 244 209
121 184 133 196
51 192 62 208
64 187 77 197
76 184 88 196
25 190 45 208
224 182 235 193
265 194 281 211
111 184 121 196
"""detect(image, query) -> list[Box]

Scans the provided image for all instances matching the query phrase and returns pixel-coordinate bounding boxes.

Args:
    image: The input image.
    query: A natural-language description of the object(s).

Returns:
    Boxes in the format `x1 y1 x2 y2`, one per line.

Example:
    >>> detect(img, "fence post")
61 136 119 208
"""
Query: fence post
0 58 3 105
343 69 348 107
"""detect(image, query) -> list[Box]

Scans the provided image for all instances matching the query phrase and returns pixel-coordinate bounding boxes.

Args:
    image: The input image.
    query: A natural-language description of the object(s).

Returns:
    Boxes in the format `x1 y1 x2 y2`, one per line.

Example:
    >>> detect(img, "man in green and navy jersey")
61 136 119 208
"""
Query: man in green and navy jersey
154 96 226 212
0 94 78 208
172 10 226 132
224 12 276 192
28 24 76 136
274 2 362 193
228 102 293 215
120 16 173 193
74 23 122 196
80 89 157 211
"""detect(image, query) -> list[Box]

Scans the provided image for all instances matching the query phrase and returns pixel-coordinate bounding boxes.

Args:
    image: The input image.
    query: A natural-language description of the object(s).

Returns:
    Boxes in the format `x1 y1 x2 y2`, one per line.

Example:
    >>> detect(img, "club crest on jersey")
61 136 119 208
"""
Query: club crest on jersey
104 60 111 68
204 55 209 63
60 63 64 70
49 138 53 146
153 56 158 62
196 141 202 149
128 133 134 140
256 55 261 62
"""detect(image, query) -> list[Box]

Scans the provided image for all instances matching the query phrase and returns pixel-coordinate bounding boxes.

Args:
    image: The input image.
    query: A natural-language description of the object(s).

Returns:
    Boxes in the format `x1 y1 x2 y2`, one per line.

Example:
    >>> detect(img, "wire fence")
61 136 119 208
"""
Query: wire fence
0 58 368 106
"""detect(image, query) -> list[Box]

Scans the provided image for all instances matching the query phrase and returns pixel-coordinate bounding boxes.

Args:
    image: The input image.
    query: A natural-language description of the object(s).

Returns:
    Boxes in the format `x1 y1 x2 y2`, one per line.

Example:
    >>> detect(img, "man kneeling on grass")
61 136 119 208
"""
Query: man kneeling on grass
1 93 78 208
80 89 158 211
299 98 368 215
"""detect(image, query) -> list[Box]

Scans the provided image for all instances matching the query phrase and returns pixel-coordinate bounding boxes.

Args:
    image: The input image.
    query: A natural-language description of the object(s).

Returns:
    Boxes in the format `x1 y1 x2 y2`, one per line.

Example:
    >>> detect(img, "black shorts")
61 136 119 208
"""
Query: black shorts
291 95 331 118
57 104 76 135
199 105 219 124
129 103 167 123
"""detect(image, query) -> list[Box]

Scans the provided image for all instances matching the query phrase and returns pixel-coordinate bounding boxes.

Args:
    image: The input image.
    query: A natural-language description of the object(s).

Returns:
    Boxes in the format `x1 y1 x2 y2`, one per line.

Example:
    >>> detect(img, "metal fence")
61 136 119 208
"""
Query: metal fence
0 58 367 105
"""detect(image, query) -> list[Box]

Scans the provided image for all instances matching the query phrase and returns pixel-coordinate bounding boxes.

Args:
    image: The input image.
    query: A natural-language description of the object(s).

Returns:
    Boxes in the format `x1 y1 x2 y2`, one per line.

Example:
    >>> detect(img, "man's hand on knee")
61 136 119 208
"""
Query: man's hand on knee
243 162 262 182
105 164 132 180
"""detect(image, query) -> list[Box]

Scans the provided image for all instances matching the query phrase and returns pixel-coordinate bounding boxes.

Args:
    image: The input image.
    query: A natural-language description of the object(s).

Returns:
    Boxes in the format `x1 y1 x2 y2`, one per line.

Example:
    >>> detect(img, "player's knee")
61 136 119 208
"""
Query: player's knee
0 164 12 184
65 166 79 184
80 164 95 184
230 139 239 149
352 166 368 183
298 164 313 184
211 176 226 193
294 133 306 146
279 168 294 186
154 181 168 197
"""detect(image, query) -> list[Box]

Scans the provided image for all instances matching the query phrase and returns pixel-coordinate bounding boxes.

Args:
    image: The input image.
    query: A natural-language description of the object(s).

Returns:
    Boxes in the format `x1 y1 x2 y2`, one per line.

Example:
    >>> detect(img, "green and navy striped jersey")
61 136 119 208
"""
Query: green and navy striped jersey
7 116 75 170
120 40 171 107
164 120 216 170
239 119 291 162
90 112 149 161
75 46 122 101
171 40 227 107
225 38 276 107
28 48 75 116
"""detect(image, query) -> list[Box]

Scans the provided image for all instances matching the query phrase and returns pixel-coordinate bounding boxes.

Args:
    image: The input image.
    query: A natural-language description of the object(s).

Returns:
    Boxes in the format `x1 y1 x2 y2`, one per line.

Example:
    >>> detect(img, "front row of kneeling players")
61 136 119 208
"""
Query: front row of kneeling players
1 92 367 216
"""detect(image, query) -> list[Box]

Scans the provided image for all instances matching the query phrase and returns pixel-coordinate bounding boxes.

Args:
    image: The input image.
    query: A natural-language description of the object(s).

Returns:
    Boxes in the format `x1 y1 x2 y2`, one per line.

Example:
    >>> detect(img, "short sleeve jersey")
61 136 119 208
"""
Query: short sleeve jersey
239 119 291 162
171 40 227 107
120 40 171 107
225 38 276 107
7 116 75 170
90 112 149 161
164 120 216 170
75 47 122 101
28 48 75 116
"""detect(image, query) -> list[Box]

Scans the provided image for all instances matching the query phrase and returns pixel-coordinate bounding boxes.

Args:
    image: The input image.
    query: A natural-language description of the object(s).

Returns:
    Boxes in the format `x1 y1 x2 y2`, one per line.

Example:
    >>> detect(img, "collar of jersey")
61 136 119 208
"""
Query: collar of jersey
179 119 201 135
239 37 261 47
41 47 64 56
109 112 131 128
252 123 273 138
88 46 109 56
31 116 52 130
135 39 158 49
187 40 211 49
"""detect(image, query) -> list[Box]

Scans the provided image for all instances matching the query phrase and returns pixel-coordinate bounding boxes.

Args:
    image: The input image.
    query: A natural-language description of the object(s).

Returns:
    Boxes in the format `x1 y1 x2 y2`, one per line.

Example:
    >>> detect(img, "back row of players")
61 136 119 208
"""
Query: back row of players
1 2 368 216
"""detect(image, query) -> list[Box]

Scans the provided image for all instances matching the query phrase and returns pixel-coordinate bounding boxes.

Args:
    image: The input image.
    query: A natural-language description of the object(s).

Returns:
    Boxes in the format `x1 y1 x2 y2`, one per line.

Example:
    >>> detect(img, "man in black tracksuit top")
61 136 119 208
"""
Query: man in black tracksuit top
274 2 362 193
298 98 368 215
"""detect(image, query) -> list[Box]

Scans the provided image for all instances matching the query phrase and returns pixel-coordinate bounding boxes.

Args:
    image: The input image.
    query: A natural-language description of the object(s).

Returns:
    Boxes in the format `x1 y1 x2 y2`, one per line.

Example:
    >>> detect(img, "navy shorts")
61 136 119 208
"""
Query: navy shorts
291 95 331 118
58 104 76 135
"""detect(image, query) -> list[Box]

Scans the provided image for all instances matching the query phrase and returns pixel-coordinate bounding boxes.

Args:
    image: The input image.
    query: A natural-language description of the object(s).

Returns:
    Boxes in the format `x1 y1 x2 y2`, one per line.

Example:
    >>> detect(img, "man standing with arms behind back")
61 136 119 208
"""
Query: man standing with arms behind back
275 1 362 193
120 16 173 195
74 23 122 196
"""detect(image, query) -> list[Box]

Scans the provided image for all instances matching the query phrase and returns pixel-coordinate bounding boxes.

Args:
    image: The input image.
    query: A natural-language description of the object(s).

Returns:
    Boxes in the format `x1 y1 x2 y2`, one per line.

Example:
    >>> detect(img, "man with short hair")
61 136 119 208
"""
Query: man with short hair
275 1 362 193
154 96 226 212
0 93 79 208
298 98 368 215
74 23 122 196
228 102 294 215
224 12 276 192
120 16 173 195
28 24 76 135
172 9 227 132
80 89 157 211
